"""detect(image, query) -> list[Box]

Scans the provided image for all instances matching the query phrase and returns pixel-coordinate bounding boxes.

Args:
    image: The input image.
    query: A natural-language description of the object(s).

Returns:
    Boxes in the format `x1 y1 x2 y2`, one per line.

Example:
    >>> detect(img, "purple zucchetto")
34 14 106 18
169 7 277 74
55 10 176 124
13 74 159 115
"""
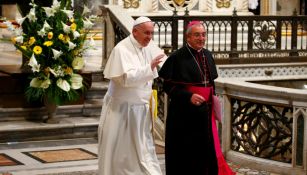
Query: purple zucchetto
186 20 203 30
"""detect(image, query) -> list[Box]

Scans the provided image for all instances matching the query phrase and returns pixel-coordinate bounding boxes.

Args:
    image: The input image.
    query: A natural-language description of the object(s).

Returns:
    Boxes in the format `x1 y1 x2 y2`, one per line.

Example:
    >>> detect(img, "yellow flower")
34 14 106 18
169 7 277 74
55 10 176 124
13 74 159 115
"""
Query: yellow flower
58 34 70 43
70 18 75 23
44 67 50 76
43 41 53 47
33 45 42 55
64 67 73 75
21 45 27 50
58 34 64 40
73 50 79 56
28 37 36 46
70 23 77 31
63 35 70 43
11 37 16 44
47 32 53 39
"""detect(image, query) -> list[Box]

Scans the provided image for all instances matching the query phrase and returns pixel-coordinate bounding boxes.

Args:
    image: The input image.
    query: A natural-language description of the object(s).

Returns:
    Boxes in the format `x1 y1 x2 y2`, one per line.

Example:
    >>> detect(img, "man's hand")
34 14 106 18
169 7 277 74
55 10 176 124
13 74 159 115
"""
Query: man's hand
151 54 165 70
191 94 205 106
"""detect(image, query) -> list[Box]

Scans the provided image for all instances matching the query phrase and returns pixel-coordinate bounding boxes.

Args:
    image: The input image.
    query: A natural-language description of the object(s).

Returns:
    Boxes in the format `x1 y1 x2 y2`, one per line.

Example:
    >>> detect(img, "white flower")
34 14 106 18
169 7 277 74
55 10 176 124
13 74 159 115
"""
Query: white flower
61 9 74 19
27 8 37 22
89 15 98 21
14 28 23 36
15 36 24 43
83 37 96 50
43 0 60 17
40 79 51 89
57 78 70 92
31 64 41 73
49 66 65 77
16 17 26 25
43 7 56 17
52 49 63 59
28 54 41 72
89 37 96 48
52 0 61 10
82 5 91 15
73 31 80 39
72 57 85 70
29 0 37 7
61 21 71 34
30 78 42 88
83 18 94 29
68 41 76 51
49 67 58 77
49 67 59 77
70 74 83 89
37 28 46 37
28 54 37 66
43 20 52 31
30 77 50 89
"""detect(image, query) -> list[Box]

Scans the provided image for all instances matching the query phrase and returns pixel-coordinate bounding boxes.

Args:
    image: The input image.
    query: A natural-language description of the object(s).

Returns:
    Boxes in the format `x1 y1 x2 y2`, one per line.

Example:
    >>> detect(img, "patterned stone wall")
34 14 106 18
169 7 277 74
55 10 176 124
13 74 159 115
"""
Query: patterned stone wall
218 64 307 78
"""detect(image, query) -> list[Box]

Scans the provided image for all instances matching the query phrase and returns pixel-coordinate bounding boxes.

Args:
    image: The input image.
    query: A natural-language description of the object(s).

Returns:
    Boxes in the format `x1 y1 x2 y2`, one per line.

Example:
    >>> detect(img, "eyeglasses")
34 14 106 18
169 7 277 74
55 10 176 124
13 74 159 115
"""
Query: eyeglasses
191 32 206 38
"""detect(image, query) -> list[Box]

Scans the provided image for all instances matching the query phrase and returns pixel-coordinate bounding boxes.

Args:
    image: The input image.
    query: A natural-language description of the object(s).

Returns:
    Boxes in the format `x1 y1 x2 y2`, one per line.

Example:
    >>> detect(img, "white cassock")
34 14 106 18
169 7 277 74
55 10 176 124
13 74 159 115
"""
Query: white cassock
98 34 165 175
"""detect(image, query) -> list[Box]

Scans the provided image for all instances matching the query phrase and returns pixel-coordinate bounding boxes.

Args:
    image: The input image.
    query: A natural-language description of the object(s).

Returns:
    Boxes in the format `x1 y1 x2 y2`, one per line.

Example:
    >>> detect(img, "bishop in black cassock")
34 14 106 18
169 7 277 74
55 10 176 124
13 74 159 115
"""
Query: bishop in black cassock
159 43 219 174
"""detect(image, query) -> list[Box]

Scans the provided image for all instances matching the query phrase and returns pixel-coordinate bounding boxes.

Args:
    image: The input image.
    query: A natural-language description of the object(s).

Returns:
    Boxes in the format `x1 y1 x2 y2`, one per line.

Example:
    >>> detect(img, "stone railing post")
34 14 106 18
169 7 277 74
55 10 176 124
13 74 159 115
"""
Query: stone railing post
221 92 233 154
292 105 307 169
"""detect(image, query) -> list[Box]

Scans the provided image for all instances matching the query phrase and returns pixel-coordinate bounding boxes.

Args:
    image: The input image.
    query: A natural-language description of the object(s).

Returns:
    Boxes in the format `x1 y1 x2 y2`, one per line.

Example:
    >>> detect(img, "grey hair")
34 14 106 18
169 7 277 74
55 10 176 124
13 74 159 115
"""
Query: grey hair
185 23 205 35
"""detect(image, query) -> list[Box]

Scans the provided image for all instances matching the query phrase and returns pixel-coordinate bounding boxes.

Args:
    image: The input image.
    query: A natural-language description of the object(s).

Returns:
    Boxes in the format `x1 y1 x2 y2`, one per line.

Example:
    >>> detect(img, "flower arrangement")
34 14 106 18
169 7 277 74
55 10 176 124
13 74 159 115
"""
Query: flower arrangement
4 0 97 105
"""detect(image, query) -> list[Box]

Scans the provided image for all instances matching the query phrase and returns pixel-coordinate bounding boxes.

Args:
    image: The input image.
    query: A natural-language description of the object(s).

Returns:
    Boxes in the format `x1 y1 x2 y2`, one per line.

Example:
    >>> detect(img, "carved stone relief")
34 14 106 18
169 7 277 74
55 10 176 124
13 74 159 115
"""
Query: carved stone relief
159 0 198 11
216 0 231 8
123 0 140 8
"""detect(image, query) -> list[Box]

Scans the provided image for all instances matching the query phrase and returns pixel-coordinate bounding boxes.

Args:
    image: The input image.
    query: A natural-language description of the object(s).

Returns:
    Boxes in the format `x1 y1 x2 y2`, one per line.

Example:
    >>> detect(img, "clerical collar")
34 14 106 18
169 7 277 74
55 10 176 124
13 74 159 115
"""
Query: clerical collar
129 34 143 49
187 43 203 53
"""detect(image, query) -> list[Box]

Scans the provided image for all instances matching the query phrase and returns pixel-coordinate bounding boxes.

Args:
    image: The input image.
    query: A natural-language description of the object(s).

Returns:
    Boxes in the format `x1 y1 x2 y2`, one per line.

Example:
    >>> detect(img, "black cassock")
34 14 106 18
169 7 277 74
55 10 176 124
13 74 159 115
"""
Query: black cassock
159 45 219 175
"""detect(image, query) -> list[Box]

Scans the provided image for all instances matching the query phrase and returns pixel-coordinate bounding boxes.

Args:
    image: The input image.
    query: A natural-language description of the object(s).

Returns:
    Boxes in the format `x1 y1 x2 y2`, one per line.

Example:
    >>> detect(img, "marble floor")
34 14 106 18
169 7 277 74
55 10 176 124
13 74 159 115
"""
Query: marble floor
0 138 99 175
0 137 281 175
0 138 166 175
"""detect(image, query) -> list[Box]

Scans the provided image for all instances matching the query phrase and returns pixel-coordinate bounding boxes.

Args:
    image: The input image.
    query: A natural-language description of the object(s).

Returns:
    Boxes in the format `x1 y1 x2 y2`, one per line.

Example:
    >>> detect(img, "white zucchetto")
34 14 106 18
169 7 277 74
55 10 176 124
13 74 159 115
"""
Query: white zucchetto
133 16 152 27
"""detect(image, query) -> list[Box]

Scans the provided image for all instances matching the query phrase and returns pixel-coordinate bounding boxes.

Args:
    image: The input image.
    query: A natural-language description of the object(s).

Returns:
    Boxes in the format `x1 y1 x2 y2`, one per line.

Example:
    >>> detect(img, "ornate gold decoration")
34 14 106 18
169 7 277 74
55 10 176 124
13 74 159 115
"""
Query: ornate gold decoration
160 0 198 12
173 0 185 7
216 0 231 8
123 0 140 9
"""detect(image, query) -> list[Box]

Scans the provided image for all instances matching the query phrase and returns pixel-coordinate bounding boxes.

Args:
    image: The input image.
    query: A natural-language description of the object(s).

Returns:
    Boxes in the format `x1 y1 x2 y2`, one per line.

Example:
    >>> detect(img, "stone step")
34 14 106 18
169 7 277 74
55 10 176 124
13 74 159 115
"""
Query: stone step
85 81 109 100
0 116 99 143
0 99 102 122
0 79 107 121
0 81 105 143
0 98 102 122
91 70 105 82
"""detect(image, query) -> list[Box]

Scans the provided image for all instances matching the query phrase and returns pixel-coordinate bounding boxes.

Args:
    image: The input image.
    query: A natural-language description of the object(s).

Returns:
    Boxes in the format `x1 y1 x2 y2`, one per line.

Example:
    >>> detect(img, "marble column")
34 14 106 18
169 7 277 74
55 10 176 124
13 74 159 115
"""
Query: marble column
260 0 270 15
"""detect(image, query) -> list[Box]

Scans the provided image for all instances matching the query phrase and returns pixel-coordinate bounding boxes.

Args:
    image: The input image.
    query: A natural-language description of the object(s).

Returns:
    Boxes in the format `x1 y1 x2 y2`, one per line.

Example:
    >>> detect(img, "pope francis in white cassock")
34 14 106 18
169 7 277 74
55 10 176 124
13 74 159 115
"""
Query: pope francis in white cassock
98 16 166 175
